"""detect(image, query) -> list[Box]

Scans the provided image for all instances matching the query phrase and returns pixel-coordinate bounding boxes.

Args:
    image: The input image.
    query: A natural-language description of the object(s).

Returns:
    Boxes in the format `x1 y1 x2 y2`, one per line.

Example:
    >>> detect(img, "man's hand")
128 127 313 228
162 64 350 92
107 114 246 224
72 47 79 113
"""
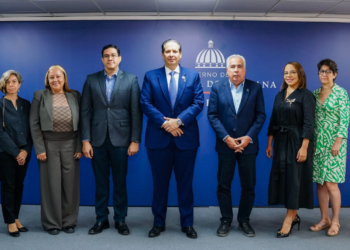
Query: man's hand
37 152 47 162
16 149 28 165
162 117 180 132
225 136 243 152
170 128 184 137
128 142 139 156
83 141 94 159
235 136 251 150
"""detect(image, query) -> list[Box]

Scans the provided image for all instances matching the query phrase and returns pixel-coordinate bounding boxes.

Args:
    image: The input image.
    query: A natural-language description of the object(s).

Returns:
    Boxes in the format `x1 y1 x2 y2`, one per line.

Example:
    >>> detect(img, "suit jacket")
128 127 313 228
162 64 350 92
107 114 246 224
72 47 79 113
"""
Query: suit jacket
0 96 32 158
30 89 81 155
140 65 204 150
80 70 142 147
208 79 266 154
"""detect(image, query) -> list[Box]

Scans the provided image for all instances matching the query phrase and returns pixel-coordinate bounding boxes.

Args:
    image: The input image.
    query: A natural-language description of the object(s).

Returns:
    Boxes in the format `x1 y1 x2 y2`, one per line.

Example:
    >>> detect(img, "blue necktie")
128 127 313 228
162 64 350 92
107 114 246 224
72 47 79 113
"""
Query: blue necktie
169 71 177 108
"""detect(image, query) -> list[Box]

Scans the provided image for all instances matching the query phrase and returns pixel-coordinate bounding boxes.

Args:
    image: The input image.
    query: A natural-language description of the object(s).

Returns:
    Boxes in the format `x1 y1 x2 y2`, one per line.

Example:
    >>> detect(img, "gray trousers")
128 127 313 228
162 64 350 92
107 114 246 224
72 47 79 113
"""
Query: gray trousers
39 138 80 230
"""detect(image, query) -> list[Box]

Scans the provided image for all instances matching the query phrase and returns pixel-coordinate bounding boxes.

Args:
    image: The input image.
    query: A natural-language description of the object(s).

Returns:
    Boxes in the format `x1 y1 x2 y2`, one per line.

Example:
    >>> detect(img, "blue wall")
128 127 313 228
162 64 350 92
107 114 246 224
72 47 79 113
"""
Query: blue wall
0 20 349 206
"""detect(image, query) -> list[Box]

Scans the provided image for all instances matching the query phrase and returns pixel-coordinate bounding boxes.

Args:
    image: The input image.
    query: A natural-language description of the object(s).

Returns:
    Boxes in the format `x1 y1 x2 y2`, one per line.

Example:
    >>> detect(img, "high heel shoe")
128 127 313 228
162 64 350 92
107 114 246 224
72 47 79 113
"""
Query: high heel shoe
278 214 301 231
292 214 301 231
277 226 292 238
277 215 300 238
18 226 28 232
8 225 20 237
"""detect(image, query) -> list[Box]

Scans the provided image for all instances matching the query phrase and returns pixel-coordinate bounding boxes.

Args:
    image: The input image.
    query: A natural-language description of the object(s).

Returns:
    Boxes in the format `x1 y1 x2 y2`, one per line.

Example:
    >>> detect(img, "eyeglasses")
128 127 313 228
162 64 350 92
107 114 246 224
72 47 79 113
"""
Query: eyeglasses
284 71 297 75
103 54 119 59
319 70 332 75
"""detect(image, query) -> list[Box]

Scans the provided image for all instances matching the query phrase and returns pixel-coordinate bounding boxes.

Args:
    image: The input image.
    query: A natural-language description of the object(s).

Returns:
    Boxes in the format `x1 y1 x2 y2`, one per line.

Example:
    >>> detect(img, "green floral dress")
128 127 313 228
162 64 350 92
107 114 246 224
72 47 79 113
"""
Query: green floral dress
313 84 350 184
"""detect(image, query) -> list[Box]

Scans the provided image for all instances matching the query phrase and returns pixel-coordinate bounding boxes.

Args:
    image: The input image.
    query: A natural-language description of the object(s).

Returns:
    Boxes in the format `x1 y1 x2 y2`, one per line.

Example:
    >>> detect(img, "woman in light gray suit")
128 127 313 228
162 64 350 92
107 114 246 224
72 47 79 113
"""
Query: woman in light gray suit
30 65 82 235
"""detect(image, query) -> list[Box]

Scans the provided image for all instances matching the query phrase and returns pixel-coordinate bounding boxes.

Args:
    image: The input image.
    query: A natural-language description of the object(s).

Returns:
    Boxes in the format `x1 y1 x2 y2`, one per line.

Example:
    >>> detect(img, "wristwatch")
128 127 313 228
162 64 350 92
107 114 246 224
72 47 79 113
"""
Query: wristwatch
177 118 183 126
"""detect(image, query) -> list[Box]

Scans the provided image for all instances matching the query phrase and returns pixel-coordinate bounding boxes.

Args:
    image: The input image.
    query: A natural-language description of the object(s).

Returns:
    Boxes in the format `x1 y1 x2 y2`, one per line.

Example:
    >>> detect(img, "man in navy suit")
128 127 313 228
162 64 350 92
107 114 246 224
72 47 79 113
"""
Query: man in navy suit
208 55 266 237
140 39 204 239
81 44 142 235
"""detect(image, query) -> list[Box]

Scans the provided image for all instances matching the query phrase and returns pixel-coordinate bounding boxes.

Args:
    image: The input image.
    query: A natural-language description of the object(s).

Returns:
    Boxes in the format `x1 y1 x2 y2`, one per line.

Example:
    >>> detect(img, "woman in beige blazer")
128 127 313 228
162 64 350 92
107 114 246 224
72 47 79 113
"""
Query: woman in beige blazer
30 65 82 235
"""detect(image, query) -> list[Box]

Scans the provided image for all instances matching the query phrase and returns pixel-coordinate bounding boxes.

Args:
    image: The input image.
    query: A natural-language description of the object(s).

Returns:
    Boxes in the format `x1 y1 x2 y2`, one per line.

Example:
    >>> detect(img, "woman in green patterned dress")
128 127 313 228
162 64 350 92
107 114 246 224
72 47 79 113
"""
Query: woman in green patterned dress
310 59 349 237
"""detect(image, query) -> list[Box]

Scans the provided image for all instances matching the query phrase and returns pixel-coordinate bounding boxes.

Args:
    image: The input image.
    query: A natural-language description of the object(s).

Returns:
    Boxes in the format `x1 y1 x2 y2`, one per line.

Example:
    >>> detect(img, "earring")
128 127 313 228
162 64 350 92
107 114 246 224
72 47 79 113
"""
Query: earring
18 89 20 92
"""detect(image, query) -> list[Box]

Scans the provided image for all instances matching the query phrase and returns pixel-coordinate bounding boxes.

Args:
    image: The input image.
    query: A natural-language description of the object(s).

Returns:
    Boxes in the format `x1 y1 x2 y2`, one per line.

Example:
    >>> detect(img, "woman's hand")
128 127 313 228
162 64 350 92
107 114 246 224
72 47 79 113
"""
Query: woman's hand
74 153 83 160
16 150 28 166
331 138 343 156
265 145 273 158
37 152 47 162
296 147 307 162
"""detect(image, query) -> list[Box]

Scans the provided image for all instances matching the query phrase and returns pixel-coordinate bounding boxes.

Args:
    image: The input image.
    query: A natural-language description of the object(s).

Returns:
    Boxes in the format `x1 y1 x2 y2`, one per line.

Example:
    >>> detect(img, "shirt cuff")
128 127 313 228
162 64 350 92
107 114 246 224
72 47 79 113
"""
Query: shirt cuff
247 136 253 144
223 135 229 143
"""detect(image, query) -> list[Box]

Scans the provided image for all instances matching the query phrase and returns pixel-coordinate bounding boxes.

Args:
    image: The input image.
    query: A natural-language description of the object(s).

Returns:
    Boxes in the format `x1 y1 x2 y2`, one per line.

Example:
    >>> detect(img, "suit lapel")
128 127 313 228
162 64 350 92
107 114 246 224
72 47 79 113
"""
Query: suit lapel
237 81 250 115
158 68 172 108
65 92 78 129
109 70 122 103
43 89 53 121
223 79 236 115
98 71 108 105
173 66 187 109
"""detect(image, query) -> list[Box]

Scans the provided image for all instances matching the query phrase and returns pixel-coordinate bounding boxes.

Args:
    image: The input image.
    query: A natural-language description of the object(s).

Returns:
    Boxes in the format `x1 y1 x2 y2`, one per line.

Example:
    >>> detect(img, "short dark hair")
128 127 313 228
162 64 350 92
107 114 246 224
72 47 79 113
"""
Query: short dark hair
101 44 120 57
317 59 338 75
161 39 182 53
281 62 307 90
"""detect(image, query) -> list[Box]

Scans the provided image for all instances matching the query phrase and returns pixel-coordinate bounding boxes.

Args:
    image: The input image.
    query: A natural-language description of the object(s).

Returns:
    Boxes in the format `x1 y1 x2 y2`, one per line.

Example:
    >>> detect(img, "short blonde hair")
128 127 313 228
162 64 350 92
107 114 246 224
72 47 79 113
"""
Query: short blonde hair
0 70 22 94
44 65 72 92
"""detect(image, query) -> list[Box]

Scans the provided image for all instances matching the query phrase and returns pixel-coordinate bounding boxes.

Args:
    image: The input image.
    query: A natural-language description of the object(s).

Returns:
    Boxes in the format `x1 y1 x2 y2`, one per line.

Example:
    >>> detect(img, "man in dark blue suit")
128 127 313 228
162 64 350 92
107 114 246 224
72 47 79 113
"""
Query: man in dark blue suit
208 55 266 237
140 39 204 239
80 44 142 235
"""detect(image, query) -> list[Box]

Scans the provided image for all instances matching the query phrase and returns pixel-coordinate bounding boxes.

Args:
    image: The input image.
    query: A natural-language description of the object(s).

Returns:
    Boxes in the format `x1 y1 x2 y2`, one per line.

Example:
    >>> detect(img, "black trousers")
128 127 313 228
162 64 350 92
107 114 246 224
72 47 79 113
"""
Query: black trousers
92 136 128 222
217 153 256 223
0 152 30 224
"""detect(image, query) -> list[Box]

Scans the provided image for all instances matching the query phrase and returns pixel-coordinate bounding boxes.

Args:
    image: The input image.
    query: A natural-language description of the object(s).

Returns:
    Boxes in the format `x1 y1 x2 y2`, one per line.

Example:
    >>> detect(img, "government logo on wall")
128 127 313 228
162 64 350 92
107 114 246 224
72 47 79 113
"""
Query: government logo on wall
195 40 226 68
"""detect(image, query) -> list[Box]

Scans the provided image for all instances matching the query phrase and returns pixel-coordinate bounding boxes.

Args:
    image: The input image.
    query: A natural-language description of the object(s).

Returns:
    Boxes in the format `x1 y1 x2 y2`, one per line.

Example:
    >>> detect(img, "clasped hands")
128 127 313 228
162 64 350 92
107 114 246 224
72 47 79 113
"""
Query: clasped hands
225 136 250 153
161 117 183 137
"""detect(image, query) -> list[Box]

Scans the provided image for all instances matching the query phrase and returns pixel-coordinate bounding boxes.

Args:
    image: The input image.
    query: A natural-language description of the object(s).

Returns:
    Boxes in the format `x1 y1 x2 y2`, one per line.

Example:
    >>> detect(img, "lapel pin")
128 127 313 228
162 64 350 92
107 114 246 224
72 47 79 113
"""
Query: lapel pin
246 88 249 92
182 76 186 82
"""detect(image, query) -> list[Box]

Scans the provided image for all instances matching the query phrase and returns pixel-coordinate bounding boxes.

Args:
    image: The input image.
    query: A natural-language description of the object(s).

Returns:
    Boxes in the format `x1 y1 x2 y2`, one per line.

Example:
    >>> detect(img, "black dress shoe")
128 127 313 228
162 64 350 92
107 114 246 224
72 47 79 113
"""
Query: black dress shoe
181 226 197 239
18 227 28 232
148 226 165 238
217 220 231 237
8 225 20 237
47 228 60 235
238 222 255 237
115 221 130 235
63 226 75 234
88 221 110 234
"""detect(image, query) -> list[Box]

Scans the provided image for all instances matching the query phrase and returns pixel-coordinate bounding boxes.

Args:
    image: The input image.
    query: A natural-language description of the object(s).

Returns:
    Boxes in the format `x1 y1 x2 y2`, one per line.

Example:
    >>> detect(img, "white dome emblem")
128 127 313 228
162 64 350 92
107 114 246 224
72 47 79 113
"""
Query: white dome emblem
195 40 226 68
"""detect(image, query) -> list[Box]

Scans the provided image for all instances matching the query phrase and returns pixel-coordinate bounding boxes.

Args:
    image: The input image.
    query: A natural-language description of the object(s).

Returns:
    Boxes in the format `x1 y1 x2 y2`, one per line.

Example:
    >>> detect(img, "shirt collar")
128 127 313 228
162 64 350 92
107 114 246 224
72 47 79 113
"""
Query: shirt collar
165 65 180 75
229 79 245 89
104 69 119 79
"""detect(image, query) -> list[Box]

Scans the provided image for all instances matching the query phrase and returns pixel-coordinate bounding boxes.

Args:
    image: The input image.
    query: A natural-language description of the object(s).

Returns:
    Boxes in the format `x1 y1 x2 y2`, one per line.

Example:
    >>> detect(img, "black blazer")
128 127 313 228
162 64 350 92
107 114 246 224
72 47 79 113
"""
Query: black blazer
0 96 33 158
29 89 81 155
80 70 142 147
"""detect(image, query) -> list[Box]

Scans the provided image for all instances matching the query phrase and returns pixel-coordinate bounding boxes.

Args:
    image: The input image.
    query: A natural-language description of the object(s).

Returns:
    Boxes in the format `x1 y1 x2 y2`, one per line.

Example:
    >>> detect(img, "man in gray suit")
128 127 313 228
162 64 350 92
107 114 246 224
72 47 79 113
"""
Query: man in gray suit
80 44 142 235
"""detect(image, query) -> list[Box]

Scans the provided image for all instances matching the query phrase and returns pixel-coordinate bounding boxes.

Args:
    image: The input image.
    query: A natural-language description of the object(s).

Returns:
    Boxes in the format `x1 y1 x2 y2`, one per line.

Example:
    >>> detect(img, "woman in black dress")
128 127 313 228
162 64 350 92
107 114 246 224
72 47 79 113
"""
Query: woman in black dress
0 70 32 237
265 62 315 238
